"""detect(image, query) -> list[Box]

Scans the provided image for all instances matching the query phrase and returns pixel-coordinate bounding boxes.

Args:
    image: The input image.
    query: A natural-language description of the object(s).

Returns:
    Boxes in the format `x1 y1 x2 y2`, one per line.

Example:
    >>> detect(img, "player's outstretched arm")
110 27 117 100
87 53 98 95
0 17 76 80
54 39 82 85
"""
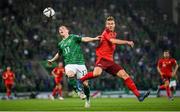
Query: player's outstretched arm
81 35 101 42
48 52 60 65
109 39 134 48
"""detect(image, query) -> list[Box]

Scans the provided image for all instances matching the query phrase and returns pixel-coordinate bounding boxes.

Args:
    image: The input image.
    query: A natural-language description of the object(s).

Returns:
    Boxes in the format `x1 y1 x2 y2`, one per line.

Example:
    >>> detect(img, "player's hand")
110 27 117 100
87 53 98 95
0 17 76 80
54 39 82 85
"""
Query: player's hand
172 72 176 77
127 41 134 48
95 35 101 40
47 59 53 66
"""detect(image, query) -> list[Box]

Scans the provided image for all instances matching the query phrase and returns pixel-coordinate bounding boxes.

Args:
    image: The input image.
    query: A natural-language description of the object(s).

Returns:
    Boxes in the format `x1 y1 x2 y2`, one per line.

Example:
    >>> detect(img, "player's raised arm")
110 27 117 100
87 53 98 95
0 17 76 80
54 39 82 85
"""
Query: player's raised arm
109 39 134 48
48 52 60 65
81 35 101 42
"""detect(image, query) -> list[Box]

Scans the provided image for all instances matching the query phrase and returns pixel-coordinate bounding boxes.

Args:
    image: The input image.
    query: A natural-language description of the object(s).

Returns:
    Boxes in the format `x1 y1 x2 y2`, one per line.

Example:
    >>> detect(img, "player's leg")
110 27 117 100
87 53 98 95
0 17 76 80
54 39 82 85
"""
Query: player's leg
58 83 62 97
106 62 150 102
159 84 166 89
76 65 91 107
51 84 58 100
83 81 90 108
65 65 79 92
80 58 105 82
80 67 103 82
116 70 141 97
170 80 177 97
172 86 176 97
65 64 85 99
58 83 64 100
157 77 166 97
6 84 12 98
164 80 172 99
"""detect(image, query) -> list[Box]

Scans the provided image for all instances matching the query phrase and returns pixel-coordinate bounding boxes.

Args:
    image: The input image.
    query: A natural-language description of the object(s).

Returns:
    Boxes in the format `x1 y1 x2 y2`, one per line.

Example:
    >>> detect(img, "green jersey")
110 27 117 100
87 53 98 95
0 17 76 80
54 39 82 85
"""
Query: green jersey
58 34 85 65
171 76 176 81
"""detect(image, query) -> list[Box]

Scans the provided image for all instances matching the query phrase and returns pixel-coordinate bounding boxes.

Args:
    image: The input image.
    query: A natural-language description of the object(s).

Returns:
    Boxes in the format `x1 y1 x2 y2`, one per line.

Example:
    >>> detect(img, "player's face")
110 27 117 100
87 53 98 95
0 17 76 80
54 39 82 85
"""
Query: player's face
59 26 69 37
58 63 63 68
106 20 115 31
7 67 11 71
163 51 170 58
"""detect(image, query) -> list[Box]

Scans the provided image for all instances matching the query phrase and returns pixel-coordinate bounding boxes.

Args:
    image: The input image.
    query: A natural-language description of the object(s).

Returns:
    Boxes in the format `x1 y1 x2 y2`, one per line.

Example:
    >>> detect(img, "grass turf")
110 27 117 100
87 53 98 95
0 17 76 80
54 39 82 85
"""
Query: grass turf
0 97 180 111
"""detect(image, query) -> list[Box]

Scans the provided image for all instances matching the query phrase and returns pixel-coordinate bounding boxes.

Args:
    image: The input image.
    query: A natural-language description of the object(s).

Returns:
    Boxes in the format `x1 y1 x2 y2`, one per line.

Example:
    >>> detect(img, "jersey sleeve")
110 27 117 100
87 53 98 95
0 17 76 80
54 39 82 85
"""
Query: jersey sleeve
57 43 63 55
72 34 82 43
2 72 6 79
103 31 117 42
53 68 57 73
12 72 15 78
157 59 162 67
101 31 108 40
171 58 177 65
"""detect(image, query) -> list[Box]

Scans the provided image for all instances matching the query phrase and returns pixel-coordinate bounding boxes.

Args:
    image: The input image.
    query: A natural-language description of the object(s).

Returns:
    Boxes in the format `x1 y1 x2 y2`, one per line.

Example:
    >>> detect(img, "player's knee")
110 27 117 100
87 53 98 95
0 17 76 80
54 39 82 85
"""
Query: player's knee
93 72 101 77
66 71 75 77
93 70 102 77
165 81 169 86
93 67 102 77
83 81 89 87
117 70 129 80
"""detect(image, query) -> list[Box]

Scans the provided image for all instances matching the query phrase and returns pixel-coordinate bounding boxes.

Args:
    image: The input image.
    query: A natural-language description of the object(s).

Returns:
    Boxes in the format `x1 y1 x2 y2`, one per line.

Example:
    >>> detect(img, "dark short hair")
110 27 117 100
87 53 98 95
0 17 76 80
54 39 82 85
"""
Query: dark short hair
164 50 170 53
59 25 70 31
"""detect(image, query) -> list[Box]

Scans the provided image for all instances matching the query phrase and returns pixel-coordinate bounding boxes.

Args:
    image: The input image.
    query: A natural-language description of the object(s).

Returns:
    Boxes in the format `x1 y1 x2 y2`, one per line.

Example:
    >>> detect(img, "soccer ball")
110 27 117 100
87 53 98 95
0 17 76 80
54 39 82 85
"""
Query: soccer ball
43 7 55 17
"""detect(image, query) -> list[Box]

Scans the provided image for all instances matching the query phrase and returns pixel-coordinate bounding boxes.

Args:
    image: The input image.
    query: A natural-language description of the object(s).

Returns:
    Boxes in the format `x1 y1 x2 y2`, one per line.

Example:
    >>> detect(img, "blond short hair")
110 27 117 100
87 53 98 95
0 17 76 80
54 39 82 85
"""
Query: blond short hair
106 16 115 21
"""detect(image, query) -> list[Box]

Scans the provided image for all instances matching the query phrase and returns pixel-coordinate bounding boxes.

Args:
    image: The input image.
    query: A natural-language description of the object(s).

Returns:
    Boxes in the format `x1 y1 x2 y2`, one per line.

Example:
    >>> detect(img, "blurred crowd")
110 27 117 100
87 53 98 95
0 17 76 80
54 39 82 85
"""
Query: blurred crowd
0 0 179 92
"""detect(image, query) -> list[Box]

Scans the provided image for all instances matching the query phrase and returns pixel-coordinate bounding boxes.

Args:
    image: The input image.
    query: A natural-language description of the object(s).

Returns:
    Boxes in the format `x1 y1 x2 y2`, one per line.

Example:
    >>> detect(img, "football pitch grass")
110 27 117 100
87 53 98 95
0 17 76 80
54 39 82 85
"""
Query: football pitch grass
0 97 180 111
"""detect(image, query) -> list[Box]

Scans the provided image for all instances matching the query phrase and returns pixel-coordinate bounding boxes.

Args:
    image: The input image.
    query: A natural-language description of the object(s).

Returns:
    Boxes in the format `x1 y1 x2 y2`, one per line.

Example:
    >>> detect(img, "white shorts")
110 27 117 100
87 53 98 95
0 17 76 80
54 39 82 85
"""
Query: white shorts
65 64 87 79
169 80 177 87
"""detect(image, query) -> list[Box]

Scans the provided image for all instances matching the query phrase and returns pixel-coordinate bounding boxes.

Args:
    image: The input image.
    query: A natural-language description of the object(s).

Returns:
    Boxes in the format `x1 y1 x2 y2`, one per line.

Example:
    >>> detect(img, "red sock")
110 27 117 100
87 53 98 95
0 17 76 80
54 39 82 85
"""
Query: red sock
7 90 11 97
124 77 140 97
80 72 95 82
58 88 62 97
159 85 166 90
166 85 171 97
52 88 58 96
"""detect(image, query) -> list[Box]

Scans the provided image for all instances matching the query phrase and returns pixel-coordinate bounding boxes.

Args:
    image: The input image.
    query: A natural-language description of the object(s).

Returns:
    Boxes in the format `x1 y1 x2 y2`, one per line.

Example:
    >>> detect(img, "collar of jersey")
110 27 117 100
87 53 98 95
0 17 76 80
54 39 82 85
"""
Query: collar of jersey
62 35 70 41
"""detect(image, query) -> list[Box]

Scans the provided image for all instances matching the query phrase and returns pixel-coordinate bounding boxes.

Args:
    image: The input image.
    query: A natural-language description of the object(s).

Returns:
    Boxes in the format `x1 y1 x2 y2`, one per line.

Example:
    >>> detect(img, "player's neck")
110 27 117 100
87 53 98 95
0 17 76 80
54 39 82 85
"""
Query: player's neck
106 28 114 32
63 34 69 39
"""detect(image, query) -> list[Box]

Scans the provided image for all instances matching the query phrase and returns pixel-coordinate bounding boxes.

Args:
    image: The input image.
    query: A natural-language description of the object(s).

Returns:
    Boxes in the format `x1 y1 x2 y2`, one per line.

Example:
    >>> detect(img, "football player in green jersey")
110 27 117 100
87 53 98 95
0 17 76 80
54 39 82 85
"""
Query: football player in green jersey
48 25 100 108
170 76 178 97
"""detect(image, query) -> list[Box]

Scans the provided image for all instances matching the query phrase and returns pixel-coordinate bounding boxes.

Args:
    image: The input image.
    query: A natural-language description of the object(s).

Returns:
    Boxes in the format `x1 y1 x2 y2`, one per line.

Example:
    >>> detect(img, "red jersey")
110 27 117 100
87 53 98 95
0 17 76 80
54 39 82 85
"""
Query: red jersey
96 28 117 61
2 70 15 84
157 58 176 76
52 67 64 80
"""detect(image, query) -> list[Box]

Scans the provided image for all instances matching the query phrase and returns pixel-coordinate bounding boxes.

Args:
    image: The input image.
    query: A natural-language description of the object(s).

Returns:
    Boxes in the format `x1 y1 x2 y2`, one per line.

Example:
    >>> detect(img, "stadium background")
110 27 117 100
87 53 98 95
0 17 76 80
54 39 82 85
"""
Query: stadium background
0 0 180 95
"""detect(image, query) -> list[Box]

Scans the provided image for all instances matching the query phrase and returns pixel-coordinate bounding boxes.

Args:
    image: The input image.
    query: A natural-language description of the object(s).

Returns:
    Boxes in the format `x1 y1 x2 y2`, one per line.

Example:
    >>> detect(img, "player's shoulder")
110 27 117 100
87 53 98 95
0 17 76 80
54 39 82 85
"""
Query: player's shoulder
53 67 58 70
158 58 164 62
170 57 176 60
58 40 63 46
102 29 108 35
170 58 177 62
70 34 81 38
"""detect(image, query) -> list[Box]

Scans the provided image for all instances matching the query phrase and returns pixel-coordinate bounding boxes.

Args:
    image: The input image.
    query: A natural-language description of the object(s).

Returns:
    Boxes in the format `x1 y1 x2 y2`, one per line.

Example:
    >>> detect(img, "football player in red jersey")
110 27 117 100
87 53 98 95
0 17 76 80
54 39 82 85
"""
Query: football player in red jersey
2 66 15 99
50 62 64 100
157 50 179 100
80 16 150 102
